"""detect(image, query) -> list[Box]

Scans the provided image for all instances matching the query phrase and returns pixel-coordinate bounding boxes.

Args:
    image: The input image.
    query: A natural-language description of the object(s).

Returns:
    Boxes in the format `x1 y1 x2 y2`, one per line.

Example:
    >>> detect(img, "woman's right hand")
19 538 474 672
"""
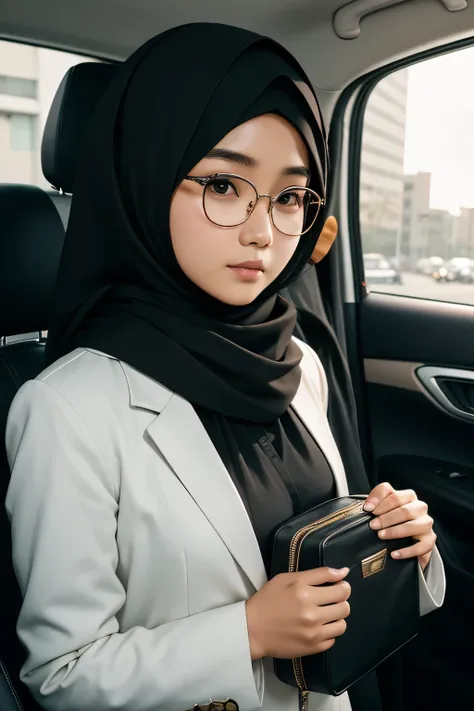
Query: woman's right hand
245 567 351 661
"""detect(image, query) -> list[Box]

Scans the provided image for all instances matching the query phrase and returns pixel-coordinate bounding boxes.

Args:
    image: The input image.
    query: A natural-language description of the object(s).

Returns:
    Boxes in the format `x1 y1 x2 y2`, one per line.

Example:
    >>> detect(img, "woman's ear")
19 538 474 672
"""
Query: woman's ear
310 216 338 264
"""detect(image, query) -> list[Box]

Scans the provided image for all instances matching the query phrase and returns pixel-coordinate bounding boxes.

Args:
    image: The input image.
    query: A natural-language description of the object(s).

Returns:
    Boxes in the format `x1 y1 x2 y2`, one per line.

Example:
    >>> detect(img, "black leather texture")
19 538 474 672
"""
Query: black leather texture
0 182 65 709
0 342 49 711
0 657 22 711
0 185 65 337
41 62 116 193
271 496 419 696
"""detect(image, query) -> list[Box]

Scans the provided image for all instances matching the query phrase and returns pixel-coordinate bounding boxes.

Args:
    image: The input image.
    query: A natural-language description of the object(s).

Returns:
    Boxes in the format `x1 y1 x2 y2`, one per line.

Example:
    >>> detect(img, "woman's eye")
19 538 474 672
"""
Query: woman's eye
208 179 237 197
278 192 300 207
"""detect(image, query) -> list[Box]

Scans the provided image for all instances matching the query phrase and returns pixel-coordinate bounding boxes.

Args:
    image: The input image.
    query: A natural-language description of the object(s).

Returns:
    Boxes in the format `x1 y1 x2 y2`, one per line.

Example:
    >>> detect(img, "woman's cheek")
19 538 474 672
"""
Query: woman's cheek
274 238 300 277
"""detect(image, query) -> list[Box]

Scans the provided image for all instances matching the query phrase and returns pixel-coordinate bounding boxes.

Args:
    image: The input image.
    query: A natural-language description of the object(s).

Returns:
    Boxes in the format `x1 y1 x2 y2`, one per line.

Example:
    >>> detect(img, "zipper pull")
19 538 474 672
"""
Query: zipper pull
299 690 309 711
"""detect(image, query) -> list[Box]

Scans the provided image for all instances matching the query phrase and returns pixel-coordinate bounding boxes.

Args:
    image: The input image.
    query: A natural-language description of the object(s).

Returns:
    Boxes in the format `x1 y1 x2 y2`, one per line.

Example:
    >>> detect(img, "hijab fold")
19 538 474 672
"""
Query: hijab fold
45 23 329 422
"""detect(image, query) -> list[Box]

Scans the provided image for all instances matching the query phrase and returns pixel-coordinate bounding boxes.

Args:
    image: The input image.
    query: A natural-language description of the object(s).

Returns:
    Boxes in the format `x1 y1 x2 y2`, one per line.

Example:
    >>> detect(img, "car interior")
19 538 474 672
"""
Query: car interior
1 1 474 709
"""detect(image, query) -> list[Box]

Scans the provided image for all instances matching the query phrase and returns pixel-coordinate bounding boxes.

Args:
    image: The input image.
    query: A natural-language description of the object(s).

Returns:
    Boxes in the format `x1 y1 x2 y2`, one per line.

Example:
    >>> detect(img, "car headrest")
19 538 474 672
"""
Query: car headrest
0 185 65 337
42 62 116 194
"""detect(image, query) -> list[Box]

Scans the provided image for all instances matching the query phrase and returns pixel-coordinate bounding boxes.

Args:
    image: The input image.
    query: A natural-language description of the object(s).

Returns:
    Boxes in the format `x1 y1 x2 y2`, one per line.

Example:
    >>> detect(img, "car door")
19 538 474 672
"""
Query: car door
329 37 474 711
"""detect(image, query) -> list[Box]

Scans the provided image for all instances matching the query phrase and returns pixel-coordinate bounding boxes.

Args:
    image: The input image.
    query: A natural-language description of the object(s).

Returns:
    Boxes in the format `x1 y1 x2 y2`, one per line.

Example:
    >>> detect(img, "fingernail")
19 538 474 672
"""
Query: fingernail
330 567 350 575
370 519 381 530
391 551 401 559
364 500 377 512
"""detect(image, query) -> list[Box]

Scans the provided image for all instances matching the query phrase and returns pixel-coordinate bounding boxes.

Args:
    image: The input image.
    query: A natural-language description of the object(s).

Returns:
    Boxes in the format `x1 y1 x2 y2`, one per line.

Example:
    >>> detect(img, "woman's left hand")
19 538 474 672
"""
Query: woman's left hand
363 482 436 571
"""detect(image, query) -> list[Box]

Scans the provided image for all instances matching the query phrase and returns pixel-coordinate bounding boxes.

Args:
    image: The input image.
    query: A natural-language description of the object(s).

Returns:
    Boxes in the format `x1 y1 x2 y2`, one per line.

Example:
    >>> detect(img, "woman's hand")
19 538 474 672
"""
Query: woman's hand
364 482 436 571
245 567 351 661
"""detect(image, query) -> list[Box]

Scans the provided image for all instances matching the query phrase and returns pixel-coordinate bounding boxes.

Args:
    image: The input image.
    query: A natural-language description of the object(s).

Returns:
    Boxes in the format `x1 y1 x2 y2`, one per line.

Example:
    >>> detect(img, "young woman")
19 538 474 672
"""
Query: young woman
5 23 444 711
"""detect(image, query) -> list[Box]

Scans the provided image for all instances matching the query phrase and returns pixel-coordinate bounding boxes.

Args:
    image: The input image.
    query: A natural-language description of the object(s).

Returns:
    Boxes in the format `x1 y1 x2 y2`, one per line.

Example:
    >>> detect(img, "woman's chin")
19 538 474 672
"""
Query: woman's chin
190 275 266 306
217 284 267 306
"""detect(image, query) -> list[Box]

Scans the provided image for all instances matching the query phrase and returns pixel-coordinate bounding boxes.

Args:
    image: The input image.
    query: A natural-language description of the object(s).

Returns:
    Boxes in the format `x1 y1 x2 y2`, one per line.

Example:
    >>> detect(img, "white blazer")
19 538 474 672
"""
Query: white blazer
5 339 445 711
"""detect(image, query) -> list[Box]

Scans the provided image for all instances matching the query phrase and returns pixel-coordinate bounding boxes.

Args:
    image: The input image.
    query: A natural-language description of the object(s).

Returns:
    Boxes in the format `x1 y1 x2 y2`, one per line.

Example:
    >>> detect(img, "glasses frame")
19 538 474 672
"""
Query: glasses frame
184 172 326 237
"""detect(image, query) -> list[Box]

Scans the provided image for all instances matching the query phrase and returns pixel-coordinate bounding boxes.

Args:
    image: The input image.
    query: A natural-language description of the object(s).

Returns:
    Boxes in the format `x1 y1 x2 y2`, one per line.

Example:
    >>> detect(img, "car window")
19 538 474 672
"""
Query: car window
0 40 99 189
360 48 474 306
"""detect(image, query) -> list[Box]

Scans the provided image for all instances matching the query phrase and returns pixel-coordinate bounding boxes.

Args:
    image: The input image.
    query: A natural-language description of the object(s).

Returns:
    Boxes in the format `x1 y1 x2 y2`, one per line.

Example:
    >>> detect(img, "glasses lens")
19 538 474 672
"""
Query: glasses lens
272 187 321 236
204 176 257 227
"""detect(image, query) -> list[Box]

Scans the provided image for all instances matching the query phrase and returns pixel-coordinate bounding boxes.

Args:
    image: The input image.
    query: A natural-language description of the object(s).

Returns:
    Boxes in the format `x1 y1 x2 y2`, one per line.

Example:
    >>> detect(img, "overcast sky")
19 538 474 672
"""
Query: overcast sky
403 45 474 216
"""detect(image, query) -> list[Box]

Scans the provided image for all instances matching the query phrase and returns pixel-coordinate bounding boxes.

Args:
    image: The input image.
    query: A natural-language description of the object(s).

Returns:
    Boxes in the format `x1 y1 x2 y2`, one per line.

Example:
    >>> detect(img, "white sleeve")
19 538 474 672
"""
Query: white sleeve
5 380 263 711
418 546 446 616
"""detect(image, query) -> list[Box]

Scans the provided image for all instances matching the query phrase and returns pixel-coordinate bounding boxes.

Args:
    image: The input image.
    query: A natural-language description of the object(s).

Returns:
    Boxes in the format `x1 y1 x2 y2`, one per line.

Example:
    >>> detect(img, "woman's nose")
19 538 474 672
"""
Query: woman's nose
238 197 274 248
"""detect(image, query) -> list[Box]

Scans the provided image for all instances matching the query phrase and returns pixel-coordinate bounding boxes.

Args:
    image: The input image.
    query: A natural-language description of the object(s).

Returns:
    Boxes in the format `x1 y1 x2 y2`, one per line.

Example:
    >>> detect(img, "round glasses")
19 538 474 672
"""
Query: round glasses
184 173 325 237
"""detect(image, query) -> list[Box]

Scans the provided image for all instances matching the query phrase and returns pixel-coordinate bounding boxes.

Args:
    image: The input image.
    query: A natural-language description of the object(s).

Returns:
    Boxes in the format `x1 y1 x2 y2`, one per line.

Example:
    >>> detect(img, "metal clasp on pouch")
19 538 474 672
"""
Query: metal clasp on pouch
361 548 388 578
190 700 239 711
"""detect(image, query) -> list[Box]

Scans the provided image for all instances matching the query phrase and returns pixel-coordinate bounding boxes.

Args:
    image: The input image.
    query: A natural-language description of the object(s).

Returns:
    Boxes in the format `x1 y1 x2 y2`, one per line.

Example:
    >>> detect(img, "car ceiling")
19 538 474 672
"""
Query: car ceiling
2 0 474 110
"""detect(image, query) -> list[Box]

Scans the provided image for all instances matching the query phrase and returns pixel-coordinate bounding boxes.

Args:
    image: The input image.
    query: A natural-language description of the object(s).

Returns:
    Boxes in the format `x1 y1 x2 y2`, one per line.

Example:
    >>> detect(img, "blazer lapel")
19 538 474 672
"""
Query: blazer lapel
119 344 350 595
146 393 268 592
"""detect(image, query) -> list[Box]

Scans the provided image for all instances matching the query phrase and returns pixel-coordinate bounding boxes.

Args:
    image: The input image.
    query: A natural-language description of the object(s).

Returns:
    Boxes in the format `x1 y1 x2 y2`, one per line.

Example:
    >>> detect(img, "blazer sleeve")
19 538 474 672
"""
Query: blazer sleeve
299 340 446 617
5 380 264 711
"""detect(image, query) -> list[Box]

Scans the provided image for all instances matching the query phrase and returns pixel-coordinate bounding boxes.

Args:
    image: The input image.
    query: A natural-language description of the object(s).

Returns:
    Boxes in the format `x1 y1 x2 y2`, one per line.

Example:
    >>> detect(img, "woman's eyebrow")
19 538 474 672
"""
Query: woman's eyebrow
205 147 310 179
205 148 257 167
283 165 311 179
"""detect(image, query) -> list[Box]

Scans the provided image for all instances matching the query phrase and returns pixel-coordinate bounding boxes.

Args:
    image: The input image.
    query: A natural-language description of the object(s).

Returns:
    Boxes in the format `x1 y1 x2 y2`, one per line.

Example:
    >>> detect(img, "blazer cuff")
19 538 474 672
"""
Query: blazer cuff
418 545 446 616
184 600 264 710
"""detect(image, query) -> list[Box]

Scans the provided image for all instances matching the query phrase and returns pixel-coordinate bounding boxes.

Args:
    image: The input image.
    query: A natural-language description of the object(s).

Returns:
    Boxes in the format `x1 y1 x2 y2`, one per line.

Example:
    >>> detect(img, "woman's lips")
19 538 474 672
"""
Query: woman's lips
228 260 265 282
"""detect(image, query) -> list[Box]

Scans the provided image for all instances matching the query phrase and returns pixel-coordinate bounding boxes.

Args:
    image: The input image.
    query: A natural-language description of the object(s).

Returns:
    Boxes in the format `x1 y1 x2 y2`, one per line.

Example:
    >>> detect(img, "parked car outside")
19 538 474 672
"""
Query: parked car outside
364 253 402 285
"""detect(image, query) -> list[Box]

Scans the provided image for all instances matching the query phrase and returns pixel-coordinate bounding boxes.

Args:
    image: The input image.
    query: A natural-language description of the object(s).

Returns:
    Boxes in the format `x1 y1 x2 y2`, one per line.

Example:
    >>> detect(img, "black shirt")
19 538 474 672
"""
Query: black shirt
197 406 336 575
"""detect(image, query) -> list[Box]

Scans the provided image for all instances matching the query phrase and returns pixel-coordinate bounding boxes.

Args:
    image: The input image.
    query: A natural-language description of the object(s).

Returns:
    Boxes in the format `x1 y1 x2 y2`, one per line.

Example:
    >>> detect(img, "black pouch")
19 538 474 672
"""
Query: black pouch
271 496 419 707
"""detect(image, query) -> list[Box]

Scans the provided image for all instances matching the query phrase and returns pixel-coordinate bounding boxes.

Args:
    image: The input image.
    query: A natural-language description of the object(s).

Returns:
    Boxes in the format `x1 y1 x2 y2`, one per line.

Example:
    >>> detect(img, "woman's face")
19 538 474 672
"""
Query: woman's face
170 113 311 305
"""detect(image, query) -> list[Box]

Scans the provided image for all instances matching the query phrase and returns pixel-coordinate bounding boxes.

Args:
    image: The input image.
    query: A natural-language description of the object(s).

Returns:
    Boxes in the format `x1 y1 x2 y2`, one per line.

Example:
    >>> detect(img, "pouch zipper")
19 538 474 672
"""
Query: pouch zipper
289 500 366 702
299 689 309 711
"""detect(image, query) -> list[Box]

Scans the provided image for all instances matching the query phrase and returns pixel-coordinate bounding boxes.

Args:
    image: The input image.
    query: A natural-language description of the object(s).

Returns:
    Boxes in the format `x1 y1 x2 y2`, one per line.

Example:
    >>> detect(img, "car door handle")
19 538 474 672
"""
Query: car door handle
416 366 474 423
